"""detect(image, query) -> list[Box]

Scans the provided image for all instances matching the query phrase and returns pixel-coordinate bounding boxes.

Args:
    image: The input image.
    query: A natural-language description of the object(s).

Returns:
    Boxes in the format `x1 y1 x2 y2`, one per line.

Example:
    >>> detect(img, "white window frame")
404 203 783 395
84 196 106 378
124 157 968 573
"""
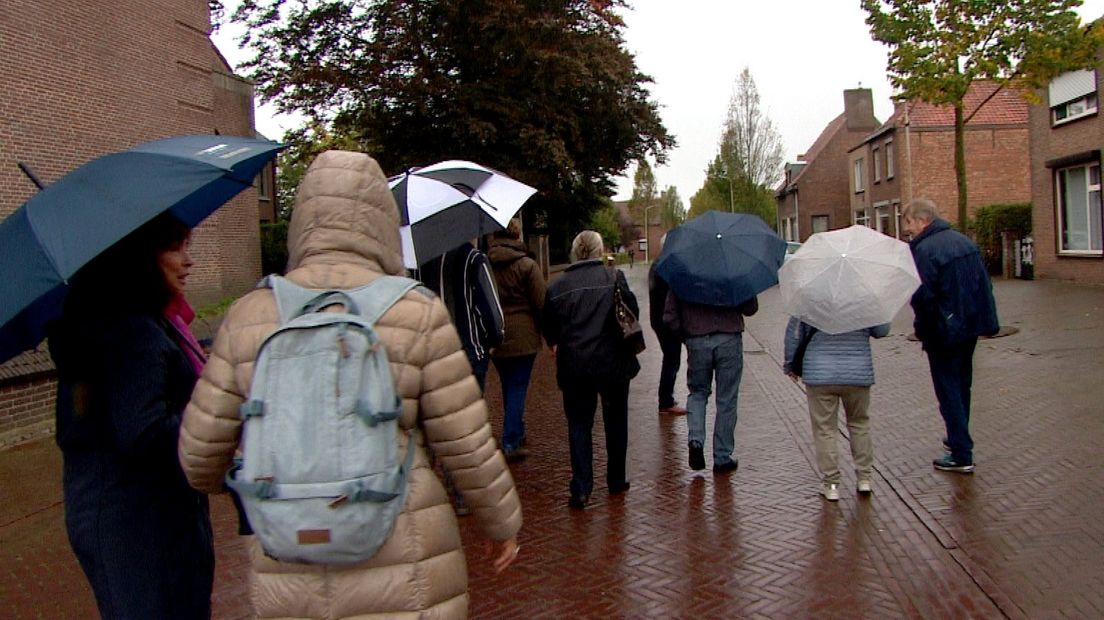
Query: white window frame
1056 162 1102 255
874 201 890 234
885 140 895 179
872 147 881 183
1052 93 1098 126
893 201 903 239
853 158 865 193
854 208 870 228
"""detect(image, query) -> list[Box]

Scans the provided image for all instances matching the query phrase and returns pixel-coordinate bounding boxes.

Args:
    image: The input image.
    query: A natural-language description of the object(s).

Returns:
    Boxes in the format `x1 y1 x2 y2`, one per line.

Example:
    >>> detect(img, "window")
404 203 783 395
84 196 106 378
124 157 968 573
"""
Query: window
1049 69 1098 126
853 159 865 193
893 202 903 239
872 147 881 183
885 140 895 179
256 163 272 201
782 217 795 241
811 215 829 233
854 208 870 227
1053 94 1098 125
875 203 890 233
1056 162 1102 254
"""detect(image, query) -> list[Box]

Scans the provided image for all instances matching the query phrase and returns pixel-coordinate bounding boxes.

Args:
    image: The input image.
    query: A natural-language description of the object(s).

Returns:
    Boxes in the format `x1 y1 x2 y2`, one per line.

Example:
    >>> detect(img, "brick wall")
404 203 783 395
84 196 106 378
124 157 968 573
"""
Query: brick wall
906 126 1031 225
0 0 262 444
1028 65 1104 286
0 376 57 448
787 127 876 240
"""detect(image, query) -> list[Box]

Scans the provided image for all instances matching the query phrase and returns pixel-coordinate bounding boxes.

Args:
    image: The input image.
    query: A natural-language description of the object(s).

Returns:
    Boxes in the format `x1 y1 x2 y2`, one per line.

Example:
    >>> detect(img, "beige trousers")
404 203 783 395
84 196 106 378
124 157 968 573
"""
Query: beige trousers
806 384 873 485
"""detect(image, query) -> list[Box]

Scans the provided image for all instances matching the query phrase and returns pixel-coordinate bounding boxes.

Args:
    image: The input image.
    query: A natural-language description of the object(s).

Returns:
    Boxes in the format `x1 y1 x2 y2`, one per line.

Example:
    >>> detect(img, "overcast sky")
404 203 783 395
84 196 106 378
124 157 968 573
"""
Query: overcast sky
212 0 1104 205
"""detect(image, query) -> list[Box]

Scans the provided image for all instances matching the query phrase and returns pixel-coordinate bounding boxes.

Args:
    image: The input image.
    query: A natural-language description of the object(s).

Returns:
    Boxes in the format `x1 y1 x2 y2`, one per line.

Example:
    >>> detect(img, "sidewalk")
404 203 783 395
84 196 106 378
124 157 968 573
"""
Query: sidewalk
2 268 1102 618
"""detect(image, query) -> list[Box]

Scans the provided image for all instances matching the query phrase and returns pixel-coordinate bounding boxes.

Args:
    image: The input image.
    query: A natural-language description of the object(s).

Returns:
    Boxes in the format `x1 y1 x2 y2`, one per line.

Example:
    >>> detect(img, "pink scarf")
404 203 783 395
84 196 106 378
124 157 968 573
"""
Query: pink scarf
164 294 206 376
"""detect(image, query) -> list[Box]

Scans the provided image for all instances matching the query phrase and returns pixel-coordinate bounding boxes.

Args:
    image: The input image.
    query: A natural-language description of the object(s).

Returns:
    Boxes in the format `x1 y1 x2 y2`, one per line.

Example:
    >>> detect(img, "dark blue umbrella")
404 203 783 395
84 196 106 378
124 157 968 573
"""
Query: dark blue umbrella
654 211 786 307
0 134 284 364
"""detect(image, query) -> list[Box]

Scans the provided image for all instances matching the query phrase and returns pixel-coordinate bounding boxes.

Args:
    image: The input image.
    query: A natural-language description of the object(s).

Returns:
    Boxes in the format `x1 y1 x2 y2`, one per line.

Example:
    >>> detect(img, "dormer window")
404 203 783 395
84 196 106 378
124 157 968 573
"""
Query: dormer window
1049 69 1098 126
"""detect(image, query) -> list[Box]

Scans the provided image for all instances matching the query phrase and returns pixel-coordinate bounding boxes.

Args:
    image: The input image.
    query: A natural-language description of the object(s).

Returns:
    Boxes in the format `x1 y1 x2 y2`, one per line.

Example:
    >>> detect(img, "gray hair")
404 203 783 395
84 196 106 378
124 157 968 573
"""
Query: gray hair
904 198 939 222
571 230 604 262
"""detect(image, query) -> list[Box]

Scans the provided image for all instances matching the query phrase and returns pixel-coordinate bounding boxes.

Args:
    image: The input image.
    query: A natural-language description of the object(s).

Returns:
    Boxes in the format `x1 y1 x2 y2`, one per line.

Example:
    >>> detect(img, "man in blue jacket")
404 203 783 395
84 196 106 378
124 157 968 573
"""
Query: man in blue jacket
904 198 999 474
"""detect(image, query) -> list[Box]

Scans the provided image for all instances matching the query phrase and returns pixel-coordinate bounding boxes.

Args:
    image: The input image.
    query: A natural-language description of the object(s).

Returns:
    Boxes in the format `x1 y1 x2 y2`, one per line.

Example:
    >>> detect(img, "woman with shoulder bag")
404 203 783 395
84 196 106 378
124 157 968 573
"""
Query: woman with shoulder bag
541 230 640 510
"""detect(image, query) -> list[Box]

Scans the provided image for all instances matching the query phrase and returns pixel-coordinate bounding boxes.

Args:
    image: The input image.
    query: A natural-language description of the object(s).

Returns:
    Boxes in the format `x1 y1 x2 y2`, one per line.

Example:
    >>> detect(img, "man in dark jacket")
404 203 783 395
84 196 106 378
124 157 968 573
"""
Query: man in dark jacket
649 239 687 415
663 290 758 474
904 198 999 474
421 241 505 391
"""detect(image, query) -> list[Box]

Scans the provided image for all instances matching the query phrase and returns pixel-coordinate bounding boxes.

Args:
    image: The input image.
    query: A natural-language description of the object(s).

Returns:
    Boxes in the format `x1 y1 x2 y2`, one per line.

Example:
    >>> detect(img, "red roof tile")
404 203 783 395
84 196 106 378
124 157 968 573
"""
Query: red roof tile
903 81 1029 128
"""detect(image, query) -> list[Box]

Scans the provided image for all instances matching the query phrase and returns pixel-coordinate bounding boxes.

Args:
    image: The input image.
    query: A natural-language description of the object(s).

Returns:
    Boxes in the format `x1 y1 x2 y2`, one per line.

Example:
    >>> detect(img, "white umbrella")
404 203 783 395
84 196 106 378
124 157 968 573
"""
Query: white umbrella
412 160 537 229
778 225 920 334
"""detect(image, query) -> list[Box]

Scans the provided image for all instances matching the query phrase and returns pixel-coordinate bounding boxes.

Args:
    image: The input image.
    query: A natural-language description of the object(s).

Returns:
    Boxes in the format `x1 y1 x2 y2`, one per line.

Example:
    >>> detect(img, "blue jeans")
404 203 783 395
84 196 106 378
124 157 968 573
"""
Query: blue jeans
685 332 744 465
657 329 682 409
926 339 977 463
493 354 536 451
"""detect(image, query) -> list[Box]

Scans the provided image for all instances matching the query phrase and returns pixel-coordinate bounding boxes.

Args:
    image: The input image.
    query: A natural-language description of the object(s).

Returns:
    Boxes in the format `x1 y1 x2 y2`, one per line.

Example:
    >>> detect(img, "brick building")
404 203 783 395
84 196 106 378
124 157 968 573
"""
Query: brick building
0 0 265 446
776 89 881 242
847 82 1031 239
1029 63 1104 285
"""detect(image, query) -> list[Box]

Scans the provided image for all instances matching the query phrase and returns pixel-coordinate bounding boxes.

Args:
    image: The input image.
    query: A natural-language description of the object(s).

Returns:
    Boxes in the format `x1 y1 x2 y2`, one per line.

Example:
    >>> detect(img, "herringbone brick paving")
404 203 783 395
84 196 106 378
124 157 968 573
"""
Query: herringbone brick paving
1 271 1101 618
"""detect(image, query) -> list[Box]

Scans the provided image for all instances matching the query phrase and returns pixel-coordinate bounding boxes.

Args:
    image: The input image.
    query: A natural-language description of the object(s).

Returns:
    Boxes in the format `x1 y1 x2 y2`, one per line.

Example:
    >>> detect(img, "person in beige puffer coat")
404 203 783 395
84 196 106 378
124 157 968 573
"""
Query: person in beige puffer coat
178 150 522 619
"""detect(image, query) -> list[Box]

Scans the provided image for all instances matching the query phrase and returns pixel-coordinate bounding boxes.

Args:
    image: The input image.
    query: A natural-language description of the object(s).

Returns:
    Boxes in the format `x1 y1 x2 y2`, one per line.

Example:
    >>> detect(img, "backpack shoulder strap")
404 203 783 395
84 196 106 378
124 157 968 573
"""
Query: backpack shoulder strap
346 276 420 326
262 275 323 325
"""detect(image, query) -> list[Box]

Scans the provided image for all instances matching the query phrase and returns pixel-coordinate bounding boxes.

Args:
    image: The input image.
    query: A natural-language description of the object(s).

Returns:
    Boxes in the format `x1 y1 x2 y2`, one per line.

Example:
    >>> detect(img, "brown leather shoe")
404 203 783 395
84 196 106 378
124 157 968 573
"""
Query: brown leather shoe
658 405 688 415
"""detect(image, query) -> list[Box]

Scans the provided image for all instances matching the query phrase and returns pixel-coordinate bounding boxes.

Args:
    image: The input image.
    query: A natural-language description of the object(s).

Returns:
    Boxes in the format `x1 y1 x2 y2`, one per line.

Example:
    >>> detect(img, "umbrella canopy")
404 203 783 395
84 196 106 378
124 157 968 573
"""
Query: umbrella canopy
389 160 537 268
654 211 787 307
778 225 921 334
0 134 284 364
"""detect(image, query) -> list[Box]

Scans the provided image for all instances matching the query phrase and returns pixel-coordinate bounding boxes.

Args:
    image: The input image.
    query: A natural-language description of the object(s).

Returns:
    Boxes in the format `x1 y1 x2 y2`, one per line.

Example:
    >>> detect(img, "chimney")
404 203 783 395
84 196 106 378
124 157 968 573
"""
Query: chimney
843 88 878 131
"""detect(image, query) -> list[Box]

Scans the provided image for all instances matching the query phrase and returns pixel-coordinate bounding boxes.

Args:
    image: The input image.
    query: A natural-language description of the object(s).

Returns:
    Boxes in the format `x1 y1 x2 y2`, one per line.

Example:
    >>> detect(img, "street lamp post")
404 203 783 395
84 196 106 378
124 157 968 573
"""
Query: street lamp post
644 203 658 263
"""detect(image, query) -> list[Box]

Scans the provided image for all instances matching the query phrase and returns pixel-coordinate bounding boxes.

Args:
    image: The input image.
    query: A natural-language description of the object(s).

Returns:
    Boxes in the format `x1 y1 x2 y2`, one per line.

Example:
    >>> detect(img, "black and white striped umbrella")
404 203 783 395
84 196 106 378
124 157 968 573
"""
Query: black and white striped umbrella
389 160 537 268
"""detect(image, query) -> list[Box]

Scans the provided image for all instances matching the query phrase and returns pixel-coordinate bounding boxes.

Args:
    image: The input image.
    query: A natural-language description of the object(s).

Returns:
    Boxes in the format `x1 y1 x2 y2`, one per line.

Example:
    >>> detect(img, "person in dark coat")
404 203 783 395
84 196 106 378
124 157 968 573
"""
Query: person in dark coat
48 212 214 619
420 240 505 392
903 198 1000 474
649 234 687 415
542 230 640 509
488 218 546 461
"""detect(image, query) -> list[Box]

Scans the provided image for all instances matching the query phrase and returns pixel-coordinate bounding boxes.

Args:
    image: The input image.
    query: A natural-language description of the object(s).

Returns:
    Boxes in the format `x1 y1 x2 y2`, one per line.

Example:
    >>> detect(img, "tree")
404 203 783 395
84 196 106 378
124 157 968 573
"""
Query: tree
658 185 686 229
229 0 674 257
586 199 621 250
863 0 1102 230
719 68 784 197
627 159 658 227
688 155 776 226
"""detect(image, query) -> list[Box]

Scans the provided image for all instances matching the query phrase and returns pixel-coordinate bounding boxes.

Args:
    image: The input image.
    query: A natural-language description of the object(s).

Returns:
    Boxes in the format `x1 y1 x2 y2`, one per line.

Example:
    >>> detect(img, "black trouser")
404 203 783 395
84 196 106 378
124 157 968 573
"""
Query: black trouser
656 329 682 409
562 378 630 498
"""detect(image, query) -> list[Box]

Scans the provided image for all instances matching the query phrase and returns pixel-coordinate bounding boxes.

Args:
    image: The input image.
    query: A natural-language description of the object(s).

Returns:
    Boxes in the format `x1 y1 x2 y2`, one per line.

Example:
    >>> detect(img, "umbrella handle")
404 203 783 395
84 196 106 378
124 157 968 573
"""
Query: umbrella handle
17 162 45 190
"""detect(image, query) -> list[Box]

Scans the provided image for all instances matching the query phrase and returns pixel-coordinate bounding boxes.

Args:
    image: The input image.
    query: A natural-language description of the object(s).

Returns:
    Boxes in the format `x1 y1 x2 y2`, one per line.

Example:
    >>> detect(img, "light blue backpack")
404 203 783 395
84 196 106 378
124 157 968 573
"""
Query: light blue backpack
227 274 419 564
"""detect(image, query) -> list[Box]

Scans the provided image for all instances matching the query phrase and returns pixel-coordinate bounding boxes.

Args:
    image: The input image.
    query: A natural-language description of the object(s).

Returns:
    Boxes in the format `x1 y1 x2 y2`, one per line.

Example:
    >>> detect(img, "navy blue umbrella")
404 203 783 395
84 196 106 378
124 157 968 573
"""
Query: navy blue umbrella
654 211 786 307
0 134 284 364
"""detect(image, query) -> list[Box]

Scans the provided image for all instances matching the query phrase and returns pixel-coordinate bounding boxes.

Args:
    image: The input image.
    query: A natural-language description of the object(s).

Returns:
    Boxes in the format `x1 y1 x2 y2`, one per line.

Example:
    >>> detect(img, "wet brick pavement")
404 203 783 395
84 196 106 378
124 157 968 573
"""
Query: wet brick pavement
2 268 1102 618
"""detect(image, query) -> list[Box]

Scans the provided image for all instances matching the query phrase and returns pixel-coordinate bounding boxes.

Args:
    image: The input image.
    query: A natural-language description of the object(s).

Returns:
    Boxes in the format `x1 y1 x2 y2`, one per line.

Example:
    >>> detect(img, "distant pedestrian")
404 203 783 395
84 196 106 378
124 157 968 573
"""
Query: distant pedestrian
903 198 999 474
628 246 635 268
543 230 639 509
49 213 214 619
488 218 546 462
663 286 757 474
649 234 687 415
784 319 890 500
421 240 505 392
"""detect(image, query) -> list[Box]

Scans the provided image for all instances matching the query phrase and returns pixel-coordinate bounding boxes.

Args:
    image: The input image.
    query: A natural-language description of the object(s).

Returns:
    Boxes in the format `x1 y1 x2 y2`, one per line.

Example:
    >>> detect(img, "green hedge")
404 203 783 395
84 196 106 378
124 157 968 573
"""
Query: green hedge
972 203 1031 274
261 221 289 275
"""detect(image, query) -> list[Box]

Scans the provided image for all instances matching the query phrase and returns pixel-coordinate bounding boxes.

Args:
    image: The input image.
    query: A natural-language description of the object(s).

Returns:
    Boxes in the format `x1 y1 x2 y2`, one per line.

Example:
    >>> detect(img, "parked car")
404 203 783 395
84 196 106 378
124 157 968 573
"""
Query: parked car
783 241 802 263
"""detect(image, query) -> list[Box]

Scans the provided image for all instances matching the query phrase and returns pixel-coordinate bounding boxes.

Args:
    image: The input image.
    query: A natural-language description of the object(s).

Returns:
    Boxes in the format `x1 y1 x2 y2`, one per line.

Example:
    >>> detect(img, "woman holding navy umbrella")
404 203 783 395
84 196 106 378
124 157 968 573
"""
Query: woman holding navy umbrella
48 212 214 619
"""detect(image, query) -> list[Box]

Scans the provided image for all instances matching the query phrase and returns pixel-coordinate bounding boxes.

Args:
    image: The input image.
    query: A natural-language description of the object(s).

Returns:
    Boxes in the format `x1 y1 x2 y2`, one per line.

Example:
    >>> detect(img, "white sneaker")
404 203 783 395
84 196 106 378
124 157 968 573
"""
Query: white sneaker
857 479 873 494
820 482 840 501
